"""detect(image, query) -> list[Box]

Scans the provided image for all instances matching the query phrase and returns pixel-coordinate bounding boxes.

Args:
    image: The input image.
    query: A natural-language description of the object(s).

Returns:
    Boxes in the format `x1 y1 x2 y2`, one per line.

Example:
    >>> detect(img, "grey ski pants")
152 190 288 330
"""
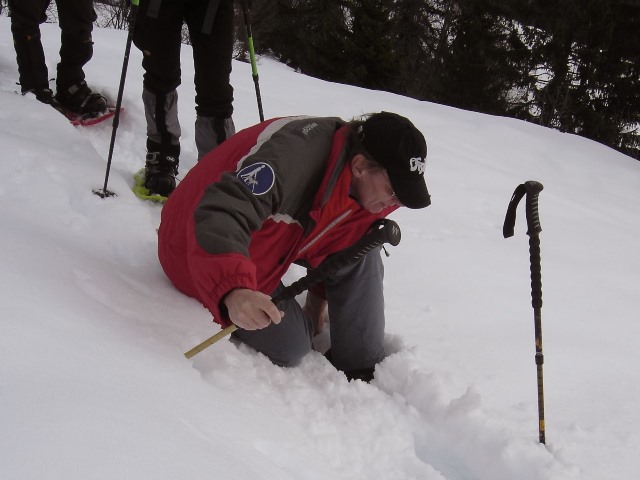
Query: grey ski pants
232 248 386 373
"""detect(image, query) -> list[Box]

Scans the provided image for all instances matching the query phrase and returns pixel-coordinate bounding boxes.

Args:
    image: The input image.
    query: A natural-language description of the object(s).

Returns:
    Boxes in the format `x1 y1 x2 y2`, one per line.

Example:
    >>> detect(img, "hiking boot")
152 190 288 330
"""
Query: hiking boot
144 152 179 197
343 367 375 383
55 81 107 115
22 87 59 106
324 349 375 383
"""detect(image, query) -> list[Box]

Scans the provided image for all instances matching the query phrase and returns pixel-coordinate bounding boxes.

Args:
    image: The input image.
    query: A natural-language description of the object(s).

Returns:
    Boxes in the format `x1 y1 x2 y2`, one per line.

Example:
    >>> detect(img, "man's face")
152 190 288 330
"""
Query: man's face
350 154 401 213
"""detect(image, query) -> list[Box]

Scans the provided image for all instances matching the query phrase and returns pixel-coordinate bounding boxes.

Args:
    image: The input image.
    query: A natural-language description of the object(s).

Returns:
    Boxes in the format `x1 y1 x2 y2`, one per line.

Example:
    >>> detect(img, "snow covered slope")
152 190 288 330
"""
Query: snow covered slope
1 17 639 479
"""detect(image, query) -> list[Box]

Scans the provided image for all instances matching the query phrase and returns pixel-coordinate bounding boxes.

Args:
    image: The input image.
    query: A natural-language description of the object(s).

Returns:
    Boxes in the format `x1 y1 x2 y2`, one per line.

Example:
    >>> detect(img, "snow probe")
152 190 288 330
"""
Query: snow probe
239 0 264 122
184 218 402 359
503 180 546 444
94 0 140 199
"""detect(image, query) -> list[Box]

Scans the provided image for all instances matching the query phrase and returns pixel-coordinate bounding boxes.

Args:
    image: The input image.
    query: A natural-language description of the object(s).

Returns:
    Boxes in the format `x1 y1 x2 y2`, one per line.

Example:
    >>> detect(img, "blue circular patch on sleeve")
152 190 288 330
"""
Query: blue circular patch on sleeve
237 162 275 195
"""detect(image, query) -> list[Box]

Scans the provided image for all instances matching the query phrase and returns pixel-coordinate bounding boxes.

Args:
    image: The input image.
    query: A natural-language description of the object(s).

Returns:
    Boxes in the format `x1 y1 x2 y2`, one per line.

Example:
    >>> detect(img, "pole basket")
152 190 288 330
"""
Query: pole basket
93 188 117 199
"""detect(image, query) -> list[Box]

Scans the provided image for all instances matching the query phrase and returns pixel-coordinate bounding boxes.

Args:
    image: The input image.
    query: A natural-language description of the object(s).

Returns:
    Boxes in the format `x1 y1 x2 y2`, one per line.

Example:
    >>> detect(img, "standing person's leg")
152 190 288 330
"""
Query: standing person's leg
133 0 184 196
186 0 235 159
54 0 94 89
324 248 386 381
8 0 51 99
54 0 105 114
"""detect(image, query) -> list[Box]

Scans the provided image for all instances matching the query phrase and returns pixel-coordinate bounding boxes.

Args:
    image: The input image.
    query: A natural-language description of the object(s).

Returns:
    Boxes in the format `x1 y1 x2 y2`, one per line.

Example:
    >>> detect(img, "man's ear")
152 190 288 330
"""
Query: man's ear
351 154 368 178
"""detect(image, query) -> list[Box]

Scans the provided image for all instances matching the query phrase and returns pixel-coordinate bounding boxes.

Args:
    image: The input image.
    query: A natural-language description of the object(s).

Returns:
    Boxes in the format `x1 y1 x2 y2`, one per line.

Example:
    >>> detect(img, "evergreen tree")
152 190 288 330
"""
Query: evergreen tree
244 0 351 84
244 0 639 158
387 0 433 99
433 0 517 115
511 0 640 157
339 0 397 90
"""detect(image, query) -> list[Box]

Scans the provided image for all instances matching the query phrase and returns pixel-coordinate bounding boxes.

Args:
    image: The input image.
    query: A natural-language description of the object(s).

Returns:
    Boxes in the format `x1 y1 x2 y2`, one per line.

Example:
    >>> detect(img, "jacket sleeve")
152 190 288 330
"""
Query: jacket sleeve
188 117 342 324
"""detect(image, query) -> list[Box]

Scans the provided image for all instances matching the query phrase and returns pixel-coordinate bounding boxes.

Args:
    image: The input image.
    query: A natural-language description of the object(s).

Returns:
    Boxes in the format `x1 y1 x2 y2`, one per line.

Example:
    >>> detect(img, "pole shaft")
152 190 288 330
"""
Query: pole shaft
239 0 264 122
184 324 237 359
529 232 545 444
97 1 139 197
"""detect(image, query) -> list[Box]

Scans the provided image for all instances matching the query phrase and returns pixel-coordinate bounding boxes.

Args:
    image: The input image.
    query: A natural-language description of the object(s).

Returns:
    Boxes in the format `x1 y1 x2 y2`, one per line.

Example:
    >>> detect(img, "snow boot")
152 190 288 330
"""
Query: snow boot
22 87 59 106
55 81 107 115
324 349 375 383
144 152 179 197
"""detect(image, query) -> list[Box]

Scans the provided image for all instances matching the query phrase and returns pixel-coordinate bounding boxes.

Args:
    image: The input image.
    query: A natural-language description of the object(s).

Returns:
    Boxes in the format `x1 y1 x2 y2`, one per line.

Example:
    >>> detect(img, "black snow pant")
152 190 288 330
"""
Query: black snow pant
133 0 235 158
8 0 96 92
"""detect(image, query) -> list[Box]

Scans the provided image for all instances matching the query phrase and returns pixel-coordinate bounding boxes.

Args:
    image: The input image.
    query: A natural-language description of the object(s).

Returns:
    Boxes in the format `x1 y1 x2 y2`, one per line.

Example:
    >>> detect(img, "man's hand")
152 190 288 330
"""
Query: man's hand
224 288 283 330
303 291 328 335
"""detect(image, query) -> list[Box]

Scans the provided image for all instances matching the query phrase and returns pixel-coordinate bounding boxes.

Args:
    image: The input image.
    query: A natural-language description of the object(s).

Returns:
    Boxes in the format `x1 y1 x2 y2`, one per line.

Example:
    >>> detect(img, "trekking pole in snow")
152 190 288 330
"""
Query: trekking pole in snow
94 0 140 198
184 218 402 359
239 0 264 122
503 180 546 444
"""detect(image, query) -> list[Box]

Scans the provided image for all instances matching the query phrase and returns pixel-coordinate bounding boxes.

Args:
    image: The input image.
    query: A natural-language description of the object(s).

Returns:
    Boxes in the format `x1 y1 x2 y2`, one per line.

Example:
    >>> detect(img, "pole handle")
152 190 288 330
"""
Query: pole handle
274 219 400 303
524 181 543 235
184 219 401 359
523 181 544 308
503 180 543 238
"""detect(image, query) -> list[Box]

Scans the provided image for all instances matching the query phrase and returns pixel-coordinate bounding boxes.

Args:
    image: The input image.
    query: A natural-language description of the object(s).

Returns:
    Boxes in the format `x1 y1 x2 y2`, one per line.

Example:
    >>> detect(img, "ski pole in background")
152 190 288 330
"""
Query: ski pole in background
94 0 140 199
239 0 264 122
503 180 546 444
184 218 402 359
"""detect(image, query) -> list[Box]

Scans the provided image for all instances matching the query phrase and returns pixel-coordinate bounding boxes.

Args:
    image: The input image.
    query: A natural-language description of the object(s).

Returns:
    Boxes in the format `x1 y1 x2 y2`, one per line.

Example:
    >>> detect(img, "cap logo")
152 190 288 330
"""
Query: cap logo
237 162 275 195
302 122 319 135
409 157 426 174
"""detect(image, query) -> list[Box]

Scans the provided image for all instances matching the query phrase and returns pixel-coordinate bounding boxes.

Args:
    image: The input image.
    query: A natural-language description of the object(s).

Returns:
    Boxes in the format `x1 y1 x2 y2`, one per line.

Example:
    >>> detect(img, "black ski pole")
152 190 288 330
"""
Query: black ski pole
94 0 140 198
503 180 546 444
239 0 264 122
184 218 401 359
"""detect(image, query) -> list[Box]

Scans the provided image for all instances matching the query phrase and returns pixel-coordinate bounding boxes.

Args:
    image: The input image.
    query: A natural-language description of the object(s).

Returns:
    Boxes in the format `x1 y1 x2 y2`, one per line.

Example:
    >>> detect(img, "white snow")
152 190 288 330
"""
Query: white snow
1 17 639 479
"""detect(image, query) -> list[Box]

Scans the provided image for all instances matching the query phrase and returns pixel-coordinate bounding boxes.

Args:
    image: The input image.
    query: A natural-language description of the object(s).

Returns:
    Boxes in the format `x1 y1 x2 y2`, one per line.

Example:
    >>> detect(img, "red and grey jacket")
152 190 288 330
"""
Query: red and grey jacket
158 116 397 326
